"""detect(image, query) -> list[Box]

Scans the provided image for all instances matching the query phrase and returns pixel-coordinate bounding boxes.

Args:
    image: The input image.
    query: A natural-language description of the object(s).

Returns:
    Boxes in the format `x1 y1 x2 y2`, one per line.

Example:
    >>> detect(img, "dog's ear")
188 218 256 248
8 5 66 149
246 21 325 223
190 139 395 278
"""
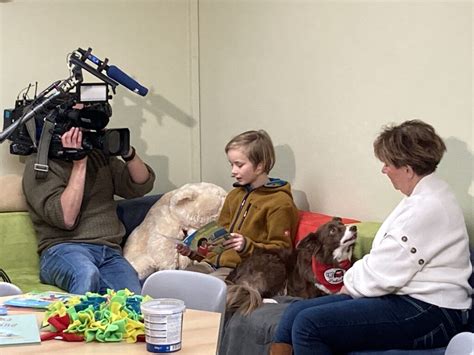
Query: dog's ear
297 232 322 256
331 216 342 222
312 243 322 258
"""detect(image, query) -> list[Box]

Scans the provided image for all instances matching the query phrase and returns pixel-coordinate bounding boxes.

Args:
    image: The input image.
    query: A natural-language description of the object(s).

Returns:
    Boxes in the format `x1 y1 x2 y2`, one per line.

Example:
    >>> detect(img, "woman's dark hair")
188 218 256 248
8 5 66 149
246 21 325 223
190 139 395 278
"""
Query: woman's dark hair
373 120 446 176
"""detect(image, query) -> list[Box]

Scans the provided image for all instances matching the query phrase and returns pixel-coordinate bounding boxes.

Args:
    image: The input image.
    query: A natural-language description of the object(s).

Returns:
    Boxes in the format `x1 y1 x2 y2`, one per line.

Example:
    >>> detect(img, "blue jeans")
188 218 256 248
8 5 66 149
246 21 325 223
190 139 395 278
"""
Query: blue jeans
273 294 467 355
40 243 142 295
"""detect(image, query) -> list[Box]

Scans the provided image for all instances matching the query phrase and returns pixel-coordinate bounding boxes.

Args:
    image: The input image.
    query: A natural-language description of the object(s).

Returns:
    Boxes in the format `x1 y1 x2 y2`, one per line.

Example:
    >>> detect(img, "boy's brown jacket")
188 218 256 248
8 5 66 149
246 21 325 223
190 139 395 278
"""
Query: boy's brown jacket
204 178 299 269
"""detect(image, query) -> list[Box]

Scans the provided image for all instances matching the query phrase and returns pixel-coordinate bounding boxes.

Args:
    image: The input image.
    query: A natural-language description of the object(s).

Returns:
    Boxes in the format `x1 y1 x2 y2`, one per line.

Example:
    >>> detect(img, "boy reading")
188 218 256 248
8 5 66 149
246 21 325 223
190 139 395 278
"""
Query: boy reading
177 129 299 280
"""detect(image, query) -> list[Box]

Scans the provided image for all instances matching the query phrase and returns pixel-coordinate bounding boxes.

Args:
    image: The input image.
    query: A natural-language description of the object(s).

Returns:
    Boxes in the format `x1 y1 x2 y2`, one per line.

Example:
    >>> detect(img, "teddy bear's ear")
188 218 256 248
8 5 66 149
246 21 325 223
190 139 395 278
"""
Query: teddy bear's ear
170 187 199 208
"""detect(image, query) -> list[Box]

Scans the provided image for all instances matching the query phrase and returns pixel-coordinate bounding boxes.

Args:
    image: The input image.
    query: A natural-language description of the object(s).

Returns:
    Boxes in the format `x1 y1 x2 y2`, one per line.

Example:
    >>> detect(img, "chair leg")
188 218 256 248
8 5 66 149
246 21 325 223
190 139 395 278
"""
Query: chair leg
269 342 292 355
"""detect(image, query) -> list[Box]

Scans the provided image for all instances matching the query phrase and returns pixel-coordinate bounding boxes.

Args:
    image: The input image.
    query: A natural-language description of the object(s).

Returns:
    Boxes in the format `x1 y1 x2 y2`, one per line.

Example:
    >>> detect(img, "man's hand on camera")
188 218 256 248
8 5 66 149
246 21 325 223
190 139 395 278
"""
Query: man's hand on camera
61 127 83 149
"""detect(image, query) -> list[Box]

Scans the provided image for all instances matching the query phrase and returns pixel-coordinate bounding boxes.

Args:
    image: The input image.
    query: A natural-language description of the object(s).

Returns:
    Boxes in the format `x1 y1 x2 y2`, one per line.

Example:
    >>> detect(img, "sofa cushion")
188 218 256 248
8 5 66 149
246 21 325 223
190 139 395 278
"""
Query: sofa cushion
352 222 382 260
0 212 62 292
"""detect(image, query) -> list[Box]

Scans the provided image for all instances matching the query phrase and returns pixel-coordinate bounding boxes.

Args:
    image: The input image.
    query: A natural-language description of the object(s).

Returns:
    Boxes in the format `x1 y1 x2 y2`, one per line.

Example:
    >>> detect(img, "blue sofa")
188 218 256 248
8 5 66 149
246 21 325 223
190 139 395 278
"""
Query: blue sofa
116 194 162 241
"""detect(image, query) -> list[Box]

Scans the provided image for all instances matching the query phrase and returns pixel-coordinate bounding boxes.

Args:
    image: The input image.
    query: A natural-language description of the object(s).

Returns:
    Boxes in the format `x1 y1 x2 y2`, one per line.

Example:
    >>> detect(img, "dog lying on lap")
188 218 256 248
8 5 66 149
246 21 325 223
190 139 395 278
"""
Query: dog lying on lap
226 217 357 315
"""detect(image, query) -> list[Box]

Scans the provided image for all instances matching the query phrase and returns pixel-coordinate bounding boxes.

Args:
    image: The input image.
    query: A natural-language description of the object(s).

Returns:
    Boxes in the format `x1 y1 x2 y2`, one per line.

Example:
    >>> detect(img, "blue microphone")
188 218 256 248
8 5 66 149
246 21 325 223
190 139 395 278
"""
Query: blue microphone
77 48 148 96
106 65 148 97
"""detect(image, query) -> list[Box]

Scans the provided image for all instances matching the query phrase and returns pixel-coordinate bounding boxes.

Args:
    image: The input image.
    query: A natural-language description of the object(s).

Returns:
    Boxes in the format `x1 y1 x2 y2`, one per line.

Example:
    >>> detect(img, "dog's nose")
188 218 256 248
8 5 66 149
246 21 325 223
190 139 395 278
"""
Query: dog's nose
349 225 357 232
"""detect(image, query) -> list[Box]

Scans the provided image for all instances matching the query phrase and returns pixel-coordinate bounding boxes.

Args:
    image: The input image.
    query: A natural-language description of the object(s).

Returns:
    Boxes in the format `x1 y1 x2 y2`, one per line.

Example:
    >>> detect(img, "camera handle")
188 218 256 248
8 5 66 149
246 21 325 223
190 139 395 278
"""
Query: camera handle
69 54 118 93
0 75 79 144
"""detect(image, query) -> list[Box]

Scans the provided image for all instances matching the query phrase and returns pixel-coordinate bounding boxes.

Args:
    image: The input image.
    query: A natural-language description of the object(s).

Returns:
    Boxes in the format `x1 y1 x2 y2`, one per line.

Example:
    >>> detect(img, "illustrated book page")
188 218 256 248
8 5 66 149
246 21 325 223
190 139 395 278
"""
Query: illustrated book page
3 291 73 309
183 221 230 255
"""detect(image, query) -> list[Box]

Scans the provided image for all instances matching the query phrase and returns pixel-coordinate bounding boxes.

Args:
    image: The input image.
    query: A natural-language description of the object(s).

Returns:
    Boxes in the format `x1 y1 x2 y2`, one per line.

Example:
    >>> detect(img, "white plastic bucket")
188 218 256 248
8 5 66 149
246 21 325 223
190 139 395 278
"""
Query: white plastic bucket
141 298 186 353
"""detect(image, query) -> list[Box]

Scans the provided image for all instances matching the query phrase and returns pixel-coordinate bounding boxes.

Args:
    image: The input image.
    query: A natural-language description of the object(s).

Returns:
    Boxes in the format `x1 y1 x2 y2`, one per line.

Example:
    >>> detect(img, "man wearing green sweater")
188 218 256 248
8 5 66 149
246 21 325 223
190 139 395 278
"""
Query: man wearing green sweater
22 127 155 294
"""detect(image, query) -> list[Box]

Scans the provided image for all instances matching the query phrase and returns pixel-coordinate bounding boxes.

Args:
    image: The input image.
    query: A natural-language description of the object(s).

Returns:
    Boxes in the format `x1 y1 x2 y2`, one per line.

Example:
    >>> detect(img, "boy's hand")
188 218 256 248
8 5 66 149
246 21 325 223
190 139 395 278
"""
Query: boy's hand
176 243 205 262
223 233 245 252
176 243 191 257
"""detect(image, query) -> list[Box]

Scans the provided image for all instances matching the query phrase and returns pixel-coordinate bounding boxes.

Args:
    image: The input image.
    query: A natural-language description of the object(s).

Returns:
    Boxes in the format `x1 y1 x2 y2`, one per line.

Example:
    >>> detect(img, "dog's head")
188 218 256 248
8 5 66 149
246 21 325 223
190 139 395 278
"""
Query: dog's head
287 217 358 298
297 217 357 265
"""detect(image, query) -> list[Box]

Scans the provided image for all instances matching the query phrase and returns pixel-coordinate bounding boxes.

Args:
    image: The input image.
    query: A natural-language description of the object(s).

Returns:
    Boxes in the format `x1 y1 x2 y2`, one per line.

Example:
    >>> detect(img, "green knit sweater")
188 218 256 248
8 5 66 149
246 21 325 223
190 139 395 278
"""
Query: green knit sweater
22 150 155 254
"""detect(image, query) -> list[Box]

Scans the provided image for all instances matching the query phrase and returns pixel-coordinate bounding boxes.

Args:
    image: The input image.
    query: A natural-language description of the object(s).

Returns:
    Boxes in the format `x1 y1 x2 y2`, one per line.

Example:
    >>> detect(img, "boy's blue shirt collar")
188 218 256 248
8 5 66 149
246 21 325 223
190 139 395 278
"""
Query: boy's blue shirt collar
233 177 288 191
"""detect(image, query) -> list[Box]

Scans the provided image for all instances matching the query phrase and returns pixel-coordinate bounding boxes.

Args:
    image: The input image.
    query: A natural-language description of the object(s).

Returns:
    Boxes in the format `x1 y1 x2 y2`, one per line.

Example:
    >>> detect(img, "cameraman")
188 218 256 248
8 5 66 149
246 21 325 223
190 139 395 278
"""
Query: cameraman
22 126 155 295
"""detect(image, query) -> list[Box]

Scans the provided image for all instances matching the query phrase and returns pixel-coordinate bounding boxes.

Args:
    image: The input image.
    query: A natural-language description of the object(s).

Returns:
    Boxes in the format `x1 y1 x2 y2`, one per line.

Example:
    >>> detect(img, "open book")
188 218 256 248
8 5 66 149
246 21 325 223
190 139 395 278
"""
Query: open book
3 291 73 309
183 221 230 255
0 314 41 346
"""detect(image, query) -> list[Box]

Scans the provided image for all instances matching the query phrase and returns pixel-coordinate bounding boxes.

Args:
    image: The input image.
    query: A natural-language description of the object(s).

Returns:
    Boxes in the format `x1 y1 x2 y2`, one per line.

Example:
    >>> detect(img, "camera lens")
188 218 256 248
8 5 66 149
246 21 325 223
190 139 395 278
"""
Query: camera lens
106 130 122 155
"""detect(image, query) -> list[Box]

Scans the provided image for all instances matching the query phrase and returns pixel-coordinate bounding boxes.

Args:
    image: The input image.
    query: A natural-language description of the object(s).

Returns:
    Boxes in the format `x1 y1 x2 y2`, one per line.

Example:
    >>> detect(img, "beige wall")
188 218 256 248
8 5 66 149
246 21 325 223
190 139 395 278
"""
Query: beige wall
1 1 472 239
199 0 473 241
0 0 201 193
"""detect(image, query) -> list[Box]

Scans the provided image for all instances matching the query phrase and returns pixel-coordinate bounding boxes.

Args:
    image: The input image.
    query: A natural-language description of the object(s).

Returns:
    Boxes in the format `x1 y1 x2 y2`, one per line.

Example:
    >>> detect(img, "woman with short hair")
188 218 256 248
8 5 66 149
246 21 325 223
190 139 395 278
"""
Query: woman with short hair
271 120 471 355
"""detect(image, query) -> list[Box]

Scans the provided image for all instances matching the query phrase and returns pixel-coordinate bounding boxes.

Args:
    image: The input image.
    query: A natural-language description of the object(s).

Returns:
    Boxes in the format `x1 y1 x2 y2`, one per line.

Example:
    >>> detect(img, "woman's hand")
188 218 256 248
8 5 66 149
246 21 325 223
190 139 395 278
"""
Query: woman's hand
176 243 191 257
223 233 246 252
338 285 350 295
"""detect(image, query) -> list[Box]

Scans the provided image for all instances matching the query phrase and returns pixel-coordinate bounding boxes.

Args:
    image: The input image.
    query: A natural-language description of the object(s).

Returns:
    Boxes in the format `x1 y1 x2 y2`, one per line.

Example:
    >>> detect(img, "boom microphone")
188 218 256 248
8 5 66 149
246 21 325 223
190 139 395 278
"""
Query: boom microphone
77 48 148 96
106 65 148 97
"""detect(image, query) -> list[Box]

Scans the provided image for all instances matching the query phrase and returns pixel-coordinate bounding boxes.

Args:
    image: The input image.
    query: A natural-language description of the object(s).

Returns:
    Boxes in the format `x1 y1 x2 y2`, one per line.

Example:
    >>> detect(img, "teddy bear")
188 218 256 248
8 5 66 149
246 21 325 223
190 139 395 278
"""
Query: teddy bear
123 182 227 280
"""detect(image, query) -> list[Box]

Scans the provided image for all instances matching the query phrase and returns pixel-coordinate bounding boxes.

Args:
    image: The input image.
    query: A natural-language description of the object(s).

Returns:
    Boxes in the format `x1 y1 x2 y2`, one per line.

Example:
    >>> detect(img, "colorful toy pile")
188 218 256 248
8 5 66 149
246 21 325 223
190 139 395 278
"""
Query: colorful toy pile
41 289 151 343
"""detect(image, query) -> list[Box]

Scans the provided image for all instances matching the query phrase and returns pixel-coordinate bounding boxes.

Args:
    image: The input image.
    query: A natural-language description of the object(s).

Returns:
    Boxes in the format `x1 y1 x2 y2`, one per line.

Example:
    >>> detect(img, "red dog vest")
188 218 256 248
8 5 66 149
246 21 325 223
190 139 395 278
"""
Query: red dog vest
311 257 352 294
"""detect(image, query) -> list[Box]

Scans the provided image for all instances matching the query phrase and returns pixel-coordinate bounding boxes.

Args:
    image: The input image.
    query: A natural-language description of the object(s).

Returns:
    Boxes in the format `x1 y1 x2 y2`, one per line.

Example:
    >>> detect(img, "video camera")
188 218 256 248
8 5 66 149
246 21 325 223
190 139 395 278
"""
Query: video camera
0 47 148 176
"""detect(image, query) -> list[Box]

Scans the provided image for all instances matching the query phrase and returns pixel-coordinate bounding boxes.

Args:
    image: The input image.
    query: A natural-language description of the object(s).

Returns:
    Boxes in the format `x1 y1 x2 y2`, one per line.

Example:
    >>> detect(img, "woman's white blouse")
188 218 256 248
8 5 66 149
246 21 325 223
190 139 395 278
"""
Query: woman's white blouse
344 173 472 309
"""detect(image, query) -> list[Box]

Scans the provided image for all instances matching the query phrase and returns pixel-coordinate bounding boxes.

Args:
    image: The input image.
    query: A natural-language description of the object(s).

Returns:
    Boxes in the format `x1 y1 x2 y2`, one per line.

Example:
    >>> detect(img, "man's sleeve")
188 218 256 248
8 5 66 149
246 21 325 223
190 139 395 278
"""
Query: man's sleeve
109 157 156 198
22 157 70 229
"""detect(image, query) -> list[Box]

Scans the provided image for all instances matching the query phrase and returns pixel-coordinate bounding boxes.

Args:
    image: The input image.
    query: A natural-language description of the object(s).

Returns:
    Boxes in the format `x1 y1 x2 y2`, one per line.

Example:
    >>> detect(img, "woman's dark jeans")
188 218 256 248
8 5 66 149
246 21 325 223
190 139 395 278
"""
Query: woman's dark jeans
273 294 467 355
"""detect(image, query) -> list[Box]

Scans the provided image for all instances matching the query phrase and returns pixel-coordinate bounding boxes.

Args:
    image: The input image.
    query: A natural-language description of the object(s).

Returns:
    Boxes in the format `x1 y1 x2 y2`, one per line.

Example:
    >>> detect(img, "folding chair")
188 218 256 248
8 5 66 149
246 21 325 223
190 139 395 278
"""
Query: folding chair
445 332 474 355
0 281 22 296
142 269 227 353
142 269 226 313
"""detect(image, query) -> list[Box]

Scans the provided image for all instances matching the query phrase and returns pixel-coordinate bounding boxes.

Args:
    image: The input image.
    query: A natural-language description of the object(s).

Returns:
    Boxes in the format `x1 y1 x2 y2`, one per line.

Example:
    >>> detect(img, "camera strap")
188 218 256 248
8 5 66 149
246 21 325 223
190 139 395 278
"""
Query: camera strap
23 106 38 150
34 112 56 179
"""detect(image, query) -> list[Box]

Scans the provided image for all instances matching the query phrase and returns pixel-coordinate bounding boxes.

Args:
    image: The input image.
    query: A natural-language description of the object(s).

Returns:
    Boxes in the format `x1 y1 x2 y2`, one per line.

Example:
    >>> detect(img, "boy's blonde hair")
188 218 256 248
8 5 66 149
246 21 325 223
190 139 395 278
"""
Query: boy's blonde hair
225 130 275 174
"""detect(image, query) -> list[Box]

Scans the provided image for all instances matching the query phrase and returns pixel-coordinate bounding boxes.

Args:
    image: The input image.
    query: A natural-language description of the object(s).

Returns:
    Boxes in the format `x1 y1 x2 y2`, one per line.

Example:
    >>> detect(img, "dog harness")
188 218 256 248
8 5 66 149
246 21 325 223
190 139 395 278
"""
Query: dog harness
312 257 352 294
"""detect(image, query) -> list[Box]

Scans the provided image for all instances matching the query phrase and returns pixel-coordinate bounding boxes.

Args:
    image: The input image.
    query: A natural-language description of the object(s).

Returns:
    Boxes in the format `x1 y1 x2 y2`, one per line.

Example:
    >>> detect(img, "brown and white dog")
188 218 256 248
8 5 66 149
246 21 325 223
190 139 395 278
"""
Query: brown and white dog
225 217 357 315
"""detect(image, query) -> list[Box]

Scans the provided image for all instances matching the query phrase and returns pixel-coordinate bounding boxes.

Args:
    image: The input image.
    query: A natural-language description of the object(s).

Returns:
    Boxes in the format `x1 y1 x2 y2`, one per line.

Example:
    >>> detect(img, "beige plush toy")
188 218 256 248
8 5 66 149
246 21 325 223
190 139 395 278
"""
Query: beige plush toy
0 175 28 212
123 182 227 280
